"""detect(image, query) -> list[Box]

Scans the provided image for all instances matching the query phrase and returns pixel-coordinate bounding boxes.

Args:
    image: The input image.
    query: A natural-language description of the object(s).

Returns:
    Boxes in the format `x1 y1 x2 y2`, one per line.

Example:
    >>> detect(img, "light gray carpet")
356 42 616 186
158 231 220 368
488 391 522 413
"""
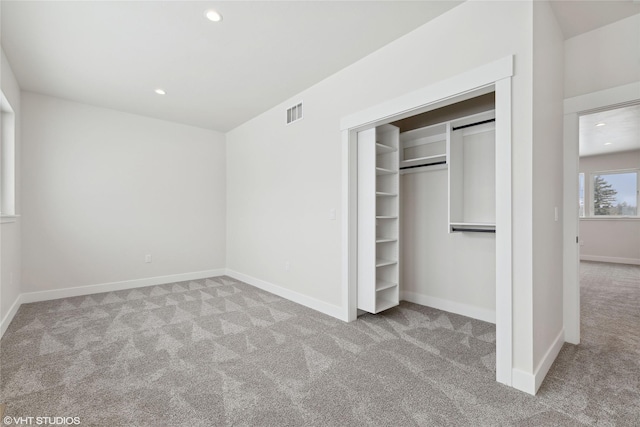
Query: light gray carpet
0 263 638 426
539 261 640 426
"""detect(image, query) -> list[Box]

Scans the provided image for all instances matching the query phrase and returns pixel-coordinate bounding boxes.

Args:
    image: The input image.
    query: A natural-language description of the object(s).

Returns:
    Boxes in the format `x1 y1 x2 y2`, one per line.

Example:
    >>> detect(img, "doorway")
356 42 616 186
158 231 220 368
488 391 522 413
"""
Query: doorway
340 56 513 386
562 82 640 345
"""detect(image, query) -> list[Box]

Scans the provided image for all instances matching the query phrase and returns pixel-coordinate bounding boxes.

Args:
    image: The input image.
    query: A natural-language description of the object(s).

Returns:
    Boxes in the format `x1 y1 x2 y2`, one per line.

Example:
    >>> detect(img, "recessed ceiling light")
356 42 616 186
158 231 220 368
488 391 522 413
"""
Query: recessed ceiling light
205 9 222 22
596 122 606 127
155 88 166 95
604 142 613 145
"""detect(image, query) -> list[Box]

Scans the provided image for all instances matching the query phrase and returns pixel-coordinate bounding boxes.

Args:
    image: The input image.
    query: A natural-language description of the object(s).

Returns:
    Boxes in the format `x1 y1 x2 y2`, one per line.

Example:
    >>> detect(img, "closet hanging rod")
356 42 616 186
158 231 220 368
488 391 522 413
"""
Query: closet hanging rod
399 161 447 170
452 118 495 131
451 227 496 233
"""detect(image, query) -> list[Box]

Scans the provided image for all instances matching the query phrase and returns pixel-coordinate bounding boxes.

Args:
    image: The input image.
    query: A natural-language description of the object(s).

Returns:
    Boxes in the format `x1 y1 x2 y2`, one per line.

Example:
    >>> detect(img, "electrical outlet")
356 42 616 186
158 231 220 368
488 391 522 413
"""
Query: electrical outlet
145 254 152 263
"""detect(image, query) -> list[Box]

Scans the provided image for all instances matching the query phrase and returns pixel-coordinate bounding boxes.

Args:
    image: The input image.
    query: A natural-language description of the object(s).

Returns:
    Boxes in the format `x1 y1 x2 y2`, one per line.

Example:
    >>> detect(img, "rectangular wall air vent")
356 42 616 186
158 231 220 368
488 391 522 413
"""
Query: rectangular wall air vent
286 101 303 125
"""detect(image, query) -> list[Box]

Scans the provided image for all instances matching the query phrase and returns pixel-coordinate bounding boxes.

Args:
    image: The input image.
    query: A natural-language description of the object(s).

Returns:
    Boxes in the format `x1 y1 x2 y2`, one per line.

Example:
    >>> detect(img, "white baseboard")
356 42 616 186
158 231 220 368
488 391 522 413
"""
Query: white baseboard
225 269 346 321
580 255 640 266
511 368 535 395
20 269 226 304
0 269 226 338
512 328 564 395
534 328 565 392
400 291 496 324
1 294 24 338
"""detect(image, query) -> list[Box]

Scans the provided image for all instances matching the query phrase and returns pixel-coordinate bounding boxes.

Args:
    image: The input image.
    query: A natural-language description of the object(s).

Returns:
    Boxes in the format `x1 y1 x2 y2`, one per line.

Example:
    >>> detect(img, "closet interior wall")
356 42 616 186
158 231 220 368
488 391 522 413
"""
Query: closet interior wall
397 94 497 323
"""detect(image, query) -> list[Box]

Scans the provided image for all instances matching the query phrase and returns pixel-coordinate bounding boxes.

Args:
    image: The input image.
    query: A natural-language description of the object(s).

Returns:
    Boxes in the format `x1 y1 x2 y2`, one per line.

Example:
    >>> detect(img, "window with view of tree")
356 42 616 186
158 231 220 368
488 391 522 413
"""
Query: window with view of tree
1 91 16 218
591 171 638 216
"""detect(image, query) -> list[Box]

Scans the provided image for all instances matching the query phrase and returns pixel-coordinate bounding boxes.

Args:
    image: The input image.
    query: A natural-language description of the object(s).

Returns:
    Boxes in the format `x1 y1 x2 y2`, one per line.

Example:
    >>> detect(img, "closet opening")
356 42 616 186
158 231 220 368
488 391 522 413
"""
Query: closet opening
341 56 513 387
356 93 498 317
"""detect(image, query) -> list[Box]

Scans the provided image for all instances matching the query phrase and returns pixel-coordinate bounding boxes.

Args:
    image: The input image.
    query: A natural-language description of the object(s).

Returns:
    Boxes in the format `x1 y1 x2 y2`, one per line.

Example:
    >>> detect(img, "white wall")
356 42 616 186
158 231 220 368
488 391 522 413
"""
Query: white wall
227 0 540 376
401 166 496 322
579 149 640 264
531 0 565 387
564 14 640 99
1 48 22 330
21 93 226 293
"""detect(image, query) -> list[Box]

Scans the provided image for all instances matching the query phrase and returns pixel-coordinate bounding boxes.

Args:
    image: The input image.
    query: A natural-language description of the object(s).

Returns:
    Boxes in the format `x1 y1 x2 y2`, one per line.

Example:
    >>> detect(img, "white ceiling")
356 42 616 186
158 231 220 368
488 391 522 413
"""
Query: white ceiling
549 0 640 39
0 1 462 132
2 1 639 132
579 104 640 157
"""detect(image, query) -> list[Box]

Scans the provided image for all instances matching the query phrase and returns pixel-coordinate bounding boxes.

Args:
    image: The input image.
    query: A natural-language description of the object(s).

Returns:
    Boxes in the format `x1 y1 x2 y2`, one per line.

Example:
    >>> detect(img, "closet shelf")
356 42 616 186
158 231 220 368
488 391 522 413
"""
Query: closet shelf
403 154 447 163
376 143 397 154
376 167 396 175
449 222 496 227
376 279 397 292
376 237 397 243
375 298 398 313
376 191 398 197
376 258 397 268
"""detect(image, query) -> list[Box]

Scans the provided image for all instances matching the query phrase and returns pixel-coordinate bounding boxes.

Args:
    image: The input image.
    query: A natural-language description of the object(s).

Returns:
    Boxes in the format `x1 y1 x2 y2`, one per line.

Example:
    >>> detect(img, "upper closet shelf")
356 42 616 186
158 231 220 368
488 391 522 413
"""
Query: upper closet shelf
404 154 446 163
450 222 496 227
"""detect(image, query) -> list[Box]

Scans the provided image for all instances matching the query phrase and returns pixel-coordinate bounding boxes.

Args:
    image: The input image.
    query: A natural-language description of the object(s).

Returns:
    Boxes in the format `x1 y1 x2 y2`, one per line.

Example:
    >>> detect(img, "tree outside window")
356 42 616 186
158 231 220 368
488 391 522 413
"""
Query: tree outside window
592 172 638 216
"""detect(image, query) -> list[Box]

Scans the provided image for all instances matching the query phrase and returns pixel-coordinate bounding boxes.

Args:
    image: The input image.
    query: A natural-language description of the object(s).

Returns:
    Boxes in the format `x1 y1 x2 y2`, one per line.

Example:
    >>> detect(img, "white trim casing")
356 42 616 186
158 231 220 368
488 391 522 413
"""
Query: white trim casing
0 269 226 338
340 56 513 131
494 76 513 386
225 269 346 321
564 82 640 115
401 291 496 324
563 112 581 345
511 368 535 396
342 129 358 322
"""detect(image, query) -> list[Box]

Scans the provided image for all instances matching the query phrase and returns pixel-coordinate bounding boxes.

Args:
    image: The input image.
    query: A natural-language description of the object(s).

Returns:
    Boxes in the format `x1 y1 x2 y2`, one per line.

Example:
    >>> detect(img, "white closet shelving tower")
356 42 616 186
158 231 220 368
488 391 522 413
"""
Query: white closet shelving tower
357 124 400 314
